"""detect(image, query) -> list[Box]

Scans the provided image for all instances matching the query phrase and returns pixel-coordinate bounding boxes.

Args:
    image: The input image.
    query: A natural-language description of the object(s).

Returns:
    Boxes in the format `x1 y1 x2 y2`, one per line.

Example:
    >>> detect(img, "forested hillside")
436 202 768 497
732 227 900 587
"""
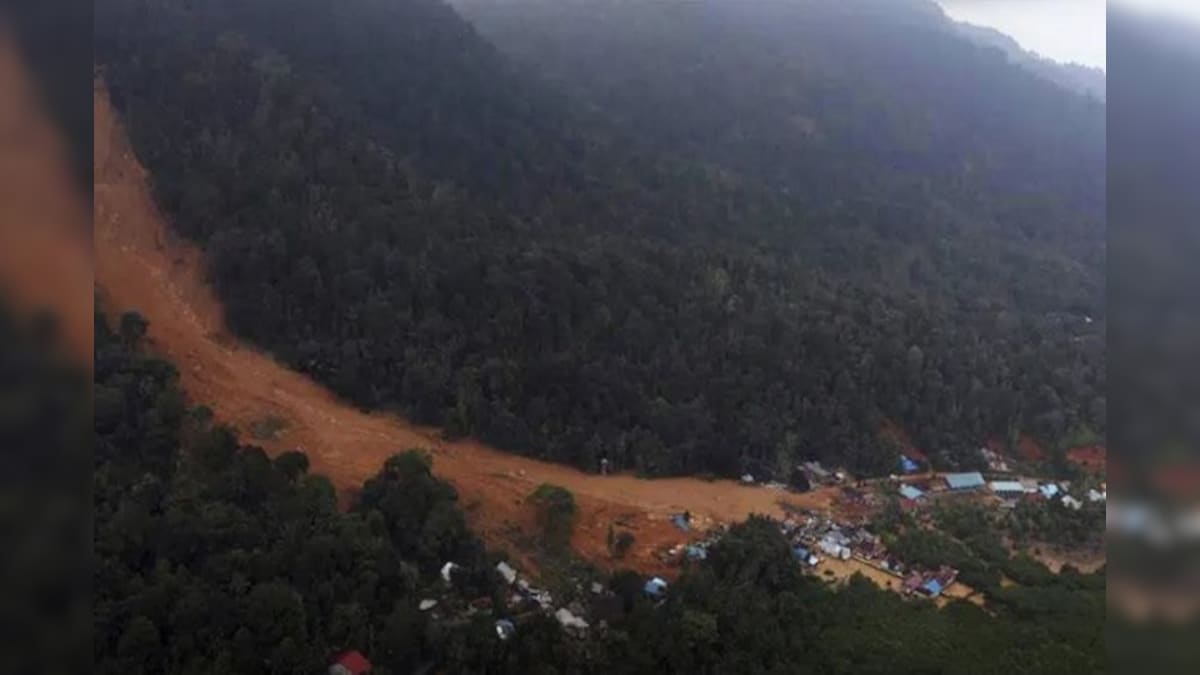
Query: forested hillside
94 0 1104 479
89 307 1104 674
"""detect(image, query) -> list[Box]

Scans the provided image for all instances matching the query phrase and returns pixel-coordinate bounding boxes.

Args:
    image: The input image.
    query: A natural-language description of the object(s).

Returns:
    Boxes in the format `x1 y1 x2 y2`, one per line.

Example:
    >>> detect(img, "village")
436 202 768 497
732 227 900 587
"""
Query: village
325 442 1109 675
654 445 1106 606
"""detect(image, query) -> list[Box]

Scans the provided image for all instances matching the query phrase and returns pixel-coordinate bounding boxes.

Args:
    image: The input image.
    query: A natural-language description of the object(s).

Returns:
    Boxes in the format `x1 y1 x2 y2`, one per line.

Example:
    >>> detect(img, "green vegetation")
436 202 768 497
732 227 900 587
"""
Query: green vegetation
95 0 1104 480
528 483 578 549
89 308 1104 672
95 310 501 674
1009 498 1105 549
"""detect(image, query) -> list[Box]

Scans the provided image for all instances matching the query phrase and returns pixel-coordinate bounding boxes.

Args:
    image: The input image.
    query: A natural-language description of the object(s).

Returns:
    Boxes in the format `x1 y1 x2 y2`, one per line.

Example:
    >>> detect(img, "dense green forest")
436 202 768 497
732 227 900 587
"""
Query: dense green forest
94 0 1104 478
91 307 1103 673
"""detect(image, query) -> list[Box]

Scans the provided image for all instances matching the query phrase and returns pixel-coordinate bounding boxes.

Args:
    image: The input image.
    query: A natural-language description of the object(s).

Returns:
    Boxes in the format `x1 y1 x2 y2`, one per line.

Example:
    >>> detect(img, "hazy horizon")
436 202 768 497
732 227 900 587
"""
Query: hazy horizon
937 0 1106 70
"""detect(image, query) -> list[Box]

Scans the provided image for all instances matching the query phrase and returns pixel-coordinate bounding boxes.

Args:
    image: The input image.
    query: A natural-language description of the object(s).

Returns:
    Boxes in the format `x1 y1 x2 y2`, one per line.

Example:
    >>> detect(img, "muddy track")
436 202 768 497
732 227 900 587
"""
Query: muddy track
93 84 838 576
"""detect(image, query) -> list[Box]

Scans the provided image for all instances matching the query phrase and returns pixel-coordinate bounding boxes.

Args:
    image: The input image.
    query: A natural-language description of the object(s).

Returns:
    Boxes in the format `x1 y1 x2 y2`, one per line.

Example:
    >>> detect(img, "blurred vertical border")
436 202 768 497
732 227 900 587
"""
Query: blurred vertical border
0 0 93 673
1109 2 1200 672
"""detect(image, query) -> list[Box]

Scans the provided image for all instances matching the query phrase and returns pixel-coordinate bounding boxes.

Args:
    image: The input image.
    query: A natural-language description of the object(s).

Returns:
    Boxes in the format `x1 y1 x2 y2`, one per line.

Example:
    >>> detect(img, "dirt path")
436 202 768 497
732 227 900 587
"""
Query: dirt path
93 85 838 577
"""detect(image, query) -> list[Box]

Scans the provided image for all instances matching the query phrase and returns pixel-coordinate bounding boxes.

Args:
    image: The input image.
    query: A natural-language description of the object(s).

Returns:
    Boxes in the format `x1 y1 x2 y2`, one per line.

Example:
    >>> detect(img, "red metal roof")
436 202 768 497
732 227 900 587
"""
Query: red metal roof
335 651 372 675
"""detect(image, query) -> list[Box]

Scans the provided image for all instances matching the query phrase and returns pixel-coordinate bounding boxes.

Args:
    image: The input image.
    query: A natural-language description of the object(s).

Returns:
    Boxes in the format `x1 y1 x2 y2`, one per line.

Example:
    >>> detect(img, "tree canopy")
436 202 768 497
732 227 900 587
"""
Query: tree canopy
95 0 1104 481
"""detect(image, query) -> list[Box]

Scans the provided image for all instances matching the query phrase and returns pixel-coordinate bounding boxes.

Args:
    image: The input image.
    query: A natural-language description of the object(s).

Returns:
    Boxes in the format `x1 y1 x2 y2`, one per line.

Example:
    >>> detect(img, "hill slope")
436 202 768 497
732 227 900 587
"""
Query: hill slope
95 0 1104 478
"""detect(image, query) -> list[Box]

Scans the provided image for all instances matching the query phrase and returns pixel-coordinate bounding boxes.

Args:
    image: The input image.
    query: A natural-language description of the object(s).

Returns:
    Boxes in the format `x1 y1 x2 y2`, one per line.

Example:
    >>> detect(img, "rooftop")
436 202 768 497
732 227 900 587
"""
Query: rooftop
944 472 985 489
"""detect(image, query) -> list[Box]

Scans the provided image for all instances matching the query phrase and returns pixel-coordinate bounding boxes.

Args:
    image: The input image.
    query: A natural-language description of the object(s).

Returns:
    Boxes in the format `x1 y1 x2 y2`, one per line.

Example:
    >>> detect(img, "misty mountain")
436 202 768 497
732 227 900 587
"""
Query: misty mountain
952 20 1105 101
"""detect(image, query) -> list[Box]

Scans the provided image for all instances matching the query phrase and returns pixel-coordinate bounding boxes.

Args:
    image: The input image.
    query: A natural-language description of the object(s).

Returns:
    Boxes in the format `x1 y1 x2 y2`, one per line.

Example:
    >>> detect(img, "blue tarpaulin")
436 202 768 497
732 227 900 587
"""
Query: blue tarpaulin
644 577 668 597
900 455 920 473
671 514 691 532
921 579 944 597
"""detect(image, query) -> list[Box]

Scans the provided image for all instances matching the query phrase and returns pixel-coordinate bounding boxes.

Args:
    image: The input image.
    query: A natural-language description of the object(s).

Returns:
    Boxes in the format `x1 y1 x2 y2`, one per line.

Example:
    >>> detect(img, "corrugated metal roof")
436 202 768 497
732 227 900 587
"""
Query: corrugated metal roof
944 472 985 489
899 485 924 500
989 480 1025 493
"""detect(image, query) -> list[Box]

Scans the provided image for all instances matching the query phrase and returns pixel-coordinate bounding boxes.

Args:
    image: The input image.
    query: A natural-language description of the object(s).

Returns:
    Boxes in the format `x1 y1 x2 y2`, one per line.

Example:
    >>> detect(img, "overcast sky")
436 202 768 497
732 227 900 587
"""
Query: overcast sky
937 0 1200 71
936 1 1106 69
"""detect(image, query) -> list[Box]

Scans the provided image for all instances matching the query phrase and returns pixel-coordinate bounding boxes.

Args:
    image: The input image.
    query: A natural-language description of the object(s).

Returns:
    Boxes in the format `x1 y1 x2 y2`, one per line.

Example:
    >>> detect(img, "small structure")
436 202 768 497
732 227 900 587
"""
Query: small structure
989 480 1025 496
418 599 438 611
943 472 985 491
590 581 605 595
740 473 755 484
792 545 818 566
440 561 461 585
496 561 518 585
803 461 831 483
330 651 372 675
899 484 925 501
1061 495 1083 510
494 619 516 641
1087 488 1106 503
644 577 669 598
900 455 921 473
686 544 708 561
818 536 851 560
919 579 945 597
671 513 692 532
554 607 590 632
1039 484 1061 499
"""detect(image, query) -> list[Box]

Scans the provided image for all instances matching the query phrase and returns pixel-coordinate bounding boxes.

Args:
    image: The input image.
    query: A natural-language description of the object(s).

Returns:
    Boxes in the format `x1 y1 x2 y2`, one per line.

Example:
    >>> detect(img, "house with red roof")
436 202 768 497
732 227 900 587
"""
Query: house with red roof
329 650 372 675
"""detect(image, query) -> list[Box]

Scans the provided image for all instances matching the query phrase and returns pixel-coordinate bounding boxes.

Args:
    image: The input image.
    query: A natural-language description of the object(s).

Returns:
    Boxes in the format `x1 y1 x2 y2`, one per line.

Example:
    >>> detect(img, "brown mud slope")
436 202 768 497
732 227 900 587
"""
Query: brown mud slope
94 85 837 577
0 37 93 366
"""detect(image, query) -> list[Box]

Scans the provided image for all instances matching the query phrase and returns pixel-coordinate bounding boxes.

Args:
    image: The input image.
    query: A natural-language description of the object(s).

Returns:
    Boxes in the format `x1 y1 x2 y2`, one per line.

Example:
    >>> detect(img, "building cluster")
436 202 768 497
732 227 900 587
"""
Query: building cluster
901 566 959 599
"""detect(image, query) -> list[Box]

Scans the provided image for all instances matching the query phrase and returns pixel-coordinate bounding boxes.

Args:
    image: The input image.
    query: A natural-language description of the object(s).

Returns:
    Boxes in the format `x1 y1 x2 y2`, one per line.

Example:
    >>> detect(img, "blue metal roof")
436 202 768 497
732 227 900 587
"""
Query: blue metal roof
922 579 944 596
644 578 668 596
944 472 985 489
899 485 924 500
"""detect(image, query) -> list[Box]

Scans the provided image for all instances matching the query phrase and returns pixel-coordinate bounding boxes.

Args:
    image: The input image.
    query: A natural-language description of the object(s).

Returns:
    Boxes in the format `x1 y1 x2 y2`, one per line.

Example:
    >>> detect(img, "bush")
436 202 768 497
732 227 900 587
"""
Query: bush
528 483 578 548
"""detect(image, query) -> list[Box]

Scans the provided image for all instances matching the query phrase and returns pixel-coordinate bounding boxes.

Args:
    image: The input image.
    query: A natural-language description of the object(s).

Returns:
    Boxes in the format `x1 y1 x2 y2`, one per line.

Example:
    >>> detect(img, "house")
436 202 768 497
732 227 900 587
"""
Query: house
554 608 590 633
329 651 372 675
741 473 755 484
418 599 438 611
494 619 516 641
671 513 692 532
1061 495 1083 510
818 537 851 560
644 577 669 598
989 480 1025 496
943 472 985 490
792 545 818 566
900 455 921 473
496 561 518 585
1087 488 1106 502
1019 478 1040 493
686 544 708 560
440 561 460 585
902 573 923 593
803 461 831 482
919 579 944 597
1039 484 1060 499
899 484 925 501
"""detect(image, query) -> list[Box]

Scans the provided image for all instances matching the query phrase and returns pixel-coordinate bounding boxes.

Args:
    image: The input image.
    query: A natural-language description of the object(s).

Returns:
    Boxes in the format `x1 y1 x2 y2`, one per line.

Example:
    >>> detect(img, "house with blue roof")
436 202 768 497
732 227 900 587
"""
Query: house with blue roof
899 484 925 501
920 579 944 597
943 472 985 490
644 577 668 598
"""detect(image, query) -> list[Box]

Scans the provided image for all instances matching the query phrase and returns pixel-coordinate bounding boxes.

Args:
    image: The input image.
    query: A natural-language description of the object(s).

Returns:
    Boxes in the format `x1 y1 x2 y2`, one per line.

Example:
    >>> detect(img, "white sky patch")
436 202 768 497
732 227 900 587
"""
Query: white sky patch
937 1 1106 69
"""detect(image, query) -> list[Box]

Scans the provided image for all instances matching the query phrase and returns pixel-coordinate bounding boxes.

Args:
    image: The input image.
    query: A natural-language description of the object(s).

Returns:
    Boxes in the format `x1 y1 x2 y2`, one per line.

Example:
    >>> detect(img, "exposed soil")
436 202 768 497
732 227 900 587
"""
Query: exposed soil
93 85 840 578
0 37 93 366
